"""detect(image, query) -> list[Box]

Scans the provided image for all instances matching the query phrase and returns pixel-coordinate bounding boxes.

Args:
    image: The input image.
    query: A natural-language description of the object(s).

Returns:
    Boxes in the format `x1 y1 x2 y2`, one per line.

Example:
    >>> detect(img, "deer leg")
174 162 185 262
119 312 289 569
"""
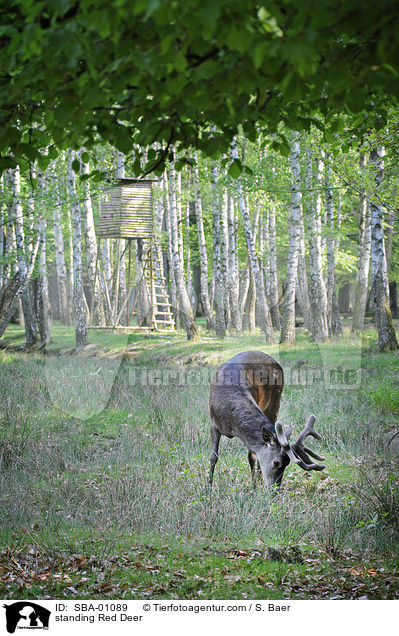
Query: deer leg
208 427 221 488
248 451 259 488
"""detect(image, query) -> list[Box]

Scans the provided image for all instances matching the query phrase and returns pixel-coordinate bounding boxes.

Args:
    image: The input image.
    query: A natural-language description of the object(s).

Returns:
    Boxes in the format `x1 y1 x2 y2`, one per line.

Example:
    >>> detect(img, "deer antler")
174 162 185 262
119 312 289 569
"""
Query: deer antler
275 415 325 472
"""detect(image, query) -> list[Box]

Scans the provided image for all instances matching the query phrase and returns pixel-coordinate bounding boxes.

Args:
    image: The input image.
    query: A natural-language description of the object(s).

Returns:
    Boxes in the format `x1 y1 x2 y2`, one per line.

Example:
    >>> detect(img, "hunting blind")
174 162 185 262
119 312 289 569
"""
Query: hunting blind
90 178 174 332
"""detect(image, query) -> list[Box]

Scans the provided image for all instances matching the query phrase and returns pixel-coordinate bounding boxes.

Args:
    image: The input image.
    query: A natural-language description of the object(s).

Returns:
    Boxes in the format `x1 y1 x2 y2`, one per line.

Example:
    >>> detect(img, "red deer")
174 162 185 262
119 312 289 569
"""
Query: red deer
209 351 325 487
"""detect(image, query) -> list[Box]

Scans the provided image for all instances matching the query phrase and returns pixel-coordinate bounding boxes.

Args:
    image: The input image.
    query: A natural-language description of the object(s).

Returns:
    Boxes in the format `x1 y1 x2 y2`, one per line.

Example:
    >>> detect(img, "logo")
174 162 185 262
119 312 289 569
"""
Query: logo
3 603 50 634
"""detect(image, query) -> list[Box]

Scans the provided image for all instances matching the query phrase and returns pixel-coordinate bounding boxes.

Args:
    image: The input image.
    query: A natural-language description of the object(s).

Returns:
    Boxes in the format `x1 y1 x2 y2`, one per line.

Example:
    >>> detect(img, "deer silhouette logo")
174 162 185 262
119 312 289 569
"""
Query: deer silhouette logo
3 602 50 634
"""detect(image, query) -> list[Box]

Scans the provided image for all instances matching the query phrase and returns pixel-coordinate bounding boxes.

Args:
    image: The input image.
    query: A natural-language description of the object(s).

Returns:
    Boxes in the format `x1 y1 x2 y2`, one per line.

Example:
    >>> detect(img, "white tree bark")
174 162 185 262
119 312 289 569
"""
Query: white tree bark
306 147 329 341
267 204 281 330
193 163 213 328
280 132 302 343
163 170 178 322
79 148 105 325
228 195 241 330
352 155 371 332
0 235 40 339
11 165 37 345
185 199 193 304
168 156 198 340
66 149 88 348
51 165 71 324
3 171 14 284
35 169 51 344
176 169 184 267
325 161 342 336
220 188 231 329
369 147 398 351
261 208 270 297
0 175 4 288
233 145 275 343
115 150 127 321
211 162 226 337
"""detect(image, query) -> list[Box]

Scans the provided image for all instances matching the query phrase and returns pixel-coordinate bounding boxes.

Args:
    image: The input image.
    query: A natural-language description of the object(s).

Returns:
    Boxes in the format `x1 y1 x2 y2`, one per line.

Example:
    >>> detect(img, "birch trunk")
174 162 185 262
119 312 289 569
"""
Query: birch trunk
100 232 113 323
0 237 40 338
369 147 398 351
185 200 193 305
163 173 178 323
65 190 74 292
261 210 270 297
239 208 259 318
176 169 184 267
243 271 256 332
80 149 105 325
193 164 213 328
306 148 329 341
220 189 231 329
35 169 51 344
168 157 198 340
325 162 342 336
280 133 302 343
352 155 371 332
115 151 127 321
385 209 394 273
228 195 241 330
51 167 71 324
66 149 88 348
233 146 275 343
0 176 3 289
136 239 151 326
267 204 281 330
211 163 225 337
11 166 37 345
3 171 14 284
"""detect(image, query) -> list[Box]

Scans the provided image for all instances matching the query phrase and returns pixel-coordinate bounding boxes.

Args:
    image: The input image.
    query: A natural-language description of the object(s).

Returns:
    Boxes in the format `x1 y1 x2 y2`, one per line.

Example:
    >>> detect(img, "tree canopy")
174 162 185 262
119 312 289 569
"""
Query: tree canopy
2 0 399 174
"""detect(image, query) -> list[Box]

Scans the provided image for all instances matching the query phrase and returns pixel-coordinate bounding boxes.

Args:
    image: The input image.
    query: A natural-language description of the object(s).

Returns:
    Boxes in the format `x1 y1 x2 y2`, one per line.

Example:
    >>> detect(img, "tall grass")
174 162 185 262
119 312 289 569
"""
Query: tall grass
1 347 398 557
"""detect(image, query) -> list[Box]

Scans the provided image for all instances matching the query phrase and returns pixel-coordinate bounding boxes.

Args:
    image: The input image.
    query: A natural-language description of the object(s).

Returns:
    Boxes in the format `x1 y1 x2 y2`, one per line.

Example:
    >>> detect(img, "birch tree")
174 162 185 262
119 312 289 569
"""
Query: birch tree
35 169 50 345
280 132 302 343
228 195 241 330
233 145 275 343
11 165 37 345
325 161 342 336
193 163 213 329
220 188 231 329
163 173 178 322
66 149 88 348
306 146 329 341
369 147 398 351
211 163 225 337
352 155 371 332
115 150 127 321
51 166 71 324
80 149 105 325
267 204 281 330
0 236 40 339
3 171 14 285
168 156 199 340
0 176 5 289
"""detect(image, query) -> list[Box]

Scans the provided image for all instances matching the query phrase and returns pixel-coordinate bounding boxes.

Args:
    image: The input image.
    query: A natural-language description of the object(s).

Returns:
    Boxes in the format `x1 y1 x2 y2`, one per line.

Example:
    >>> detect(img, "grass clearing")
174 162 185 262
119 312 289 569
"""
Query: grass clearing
1 322 399 599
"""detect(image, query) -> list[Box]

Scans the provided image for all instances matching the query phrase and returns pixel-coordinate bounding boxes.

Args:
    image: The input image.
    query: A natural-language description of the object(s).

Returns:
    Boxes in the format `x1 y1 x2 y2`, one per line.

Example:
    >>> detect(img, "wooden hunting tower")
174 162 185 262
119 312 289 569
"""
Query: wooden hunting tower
90 178 174 332
96 178 153 239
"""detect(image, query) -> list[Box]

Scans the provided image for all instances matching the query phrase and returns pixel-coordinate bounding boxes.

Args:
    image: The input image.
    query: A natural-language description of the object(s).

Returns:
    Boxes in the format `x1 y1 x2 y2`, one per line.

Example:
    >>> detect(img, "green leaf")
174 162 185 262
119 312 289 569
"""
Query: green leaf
18 143 41 162
228 158 243 179
38 154 51 170
72 159 81 172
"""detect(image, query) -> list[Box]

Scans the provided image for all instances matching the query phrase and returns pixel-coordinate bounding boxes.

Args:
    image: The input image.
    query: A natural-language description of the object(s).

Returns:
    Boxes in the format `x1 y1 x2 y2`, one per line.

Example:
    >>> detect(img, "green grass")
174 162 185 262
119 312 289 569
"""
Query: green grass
1 321 399 599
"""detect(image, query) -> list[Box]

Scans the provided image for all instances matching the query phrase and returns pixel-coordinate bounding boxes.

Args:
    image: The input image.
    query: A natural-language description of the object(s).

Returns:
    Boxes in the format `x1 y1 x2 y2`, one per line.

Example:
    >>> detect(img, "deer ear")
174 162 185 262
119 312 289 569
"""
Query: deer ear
262 427 274 444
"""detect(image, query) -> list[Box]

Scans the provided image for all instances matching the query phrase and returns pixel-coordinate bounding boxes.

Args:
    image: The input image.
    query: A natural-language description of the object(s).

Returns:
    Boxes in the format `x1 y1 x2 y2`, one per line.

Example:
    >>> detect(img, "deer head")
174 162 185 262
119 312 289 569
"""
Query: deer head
256 414 325 486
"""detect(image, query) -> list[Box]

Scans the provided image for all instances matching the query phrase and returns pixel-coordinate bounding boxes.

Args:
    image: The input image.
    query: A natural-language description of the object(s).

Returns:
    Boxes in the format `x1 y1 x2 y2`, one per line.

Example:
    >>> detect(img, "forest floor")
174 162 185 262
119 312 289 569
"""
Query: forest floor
1 319 399 599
